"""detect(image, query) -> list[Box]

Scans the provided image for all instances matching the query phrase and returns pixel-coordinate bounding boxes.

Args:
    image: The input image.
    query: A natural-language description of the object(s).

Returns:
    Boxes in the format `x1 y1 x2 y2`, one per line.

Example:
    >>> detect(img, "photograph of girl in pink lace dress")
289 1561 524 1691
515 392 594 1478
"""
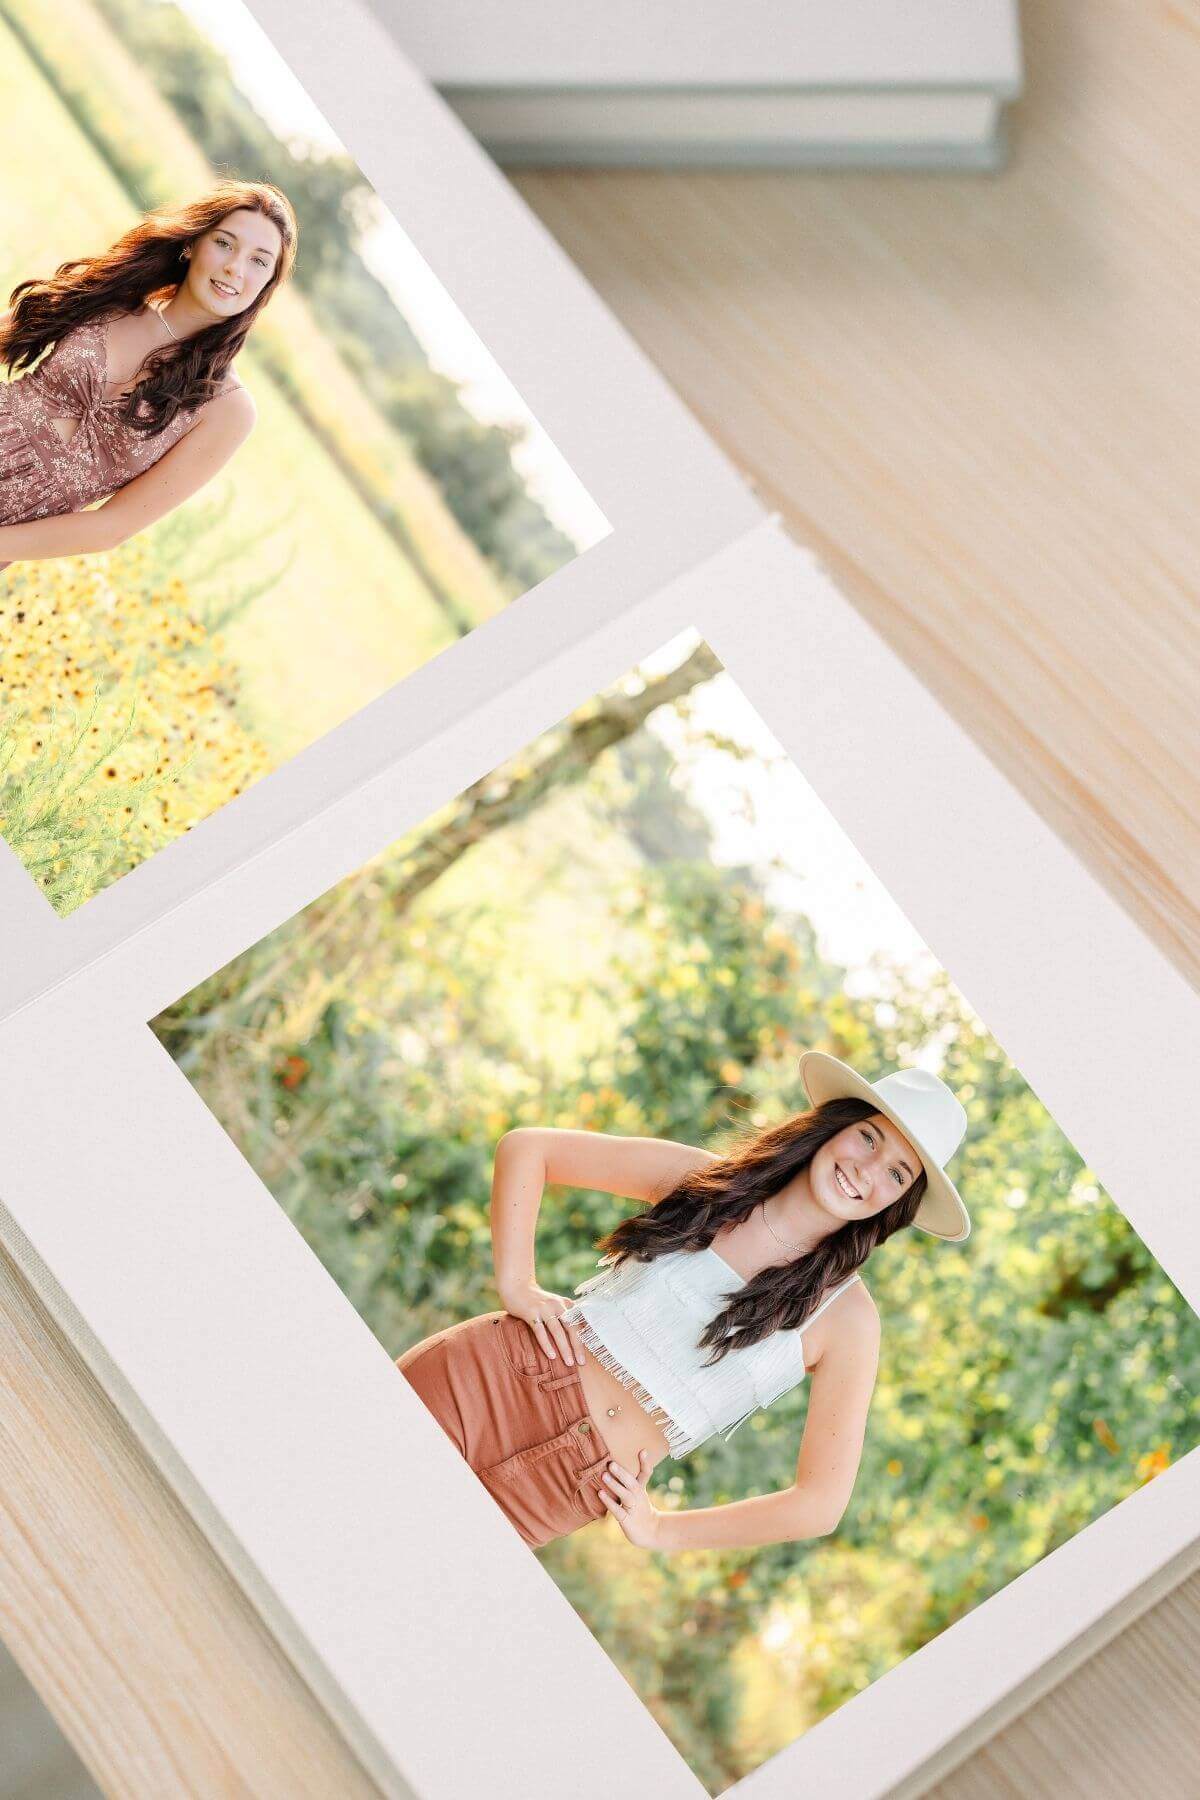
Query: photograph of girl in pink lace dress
0 0 602 920
0 179 296 569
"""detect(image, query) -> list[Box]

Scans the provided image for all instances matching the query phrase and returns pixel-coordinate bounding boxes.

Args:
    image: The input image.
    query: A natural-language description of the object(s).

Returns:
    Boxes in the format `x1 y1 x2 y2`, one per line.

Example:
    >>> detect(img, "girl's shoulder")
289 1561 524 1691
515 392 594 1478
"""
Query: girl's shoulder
48 306 121 367
198 378 256 431
840 1271 879 1327
215 376 254 408
804 1273 879 1370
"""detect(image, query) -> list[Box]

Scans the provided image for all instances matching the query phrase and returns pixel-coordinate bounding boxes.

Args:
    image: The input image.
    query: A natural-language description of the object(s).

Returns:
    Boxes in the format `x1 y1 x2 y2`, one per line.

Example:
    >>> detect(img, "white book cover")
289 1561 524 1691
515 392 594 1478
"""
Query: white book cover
0 3 1195 1799
373 0 1023 93
366 0 1024 169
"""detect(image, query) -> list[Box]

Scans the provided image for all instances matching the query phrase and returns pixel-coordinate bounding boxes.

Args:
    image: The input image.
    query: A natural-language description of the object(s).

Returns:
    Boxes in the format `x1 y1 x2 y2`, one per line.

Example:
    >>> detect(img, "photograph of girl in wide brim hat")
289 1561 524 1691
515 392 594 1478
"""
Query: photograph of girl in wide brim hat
397 1051 971 1553
0 178 297 570
153 628 1200 1789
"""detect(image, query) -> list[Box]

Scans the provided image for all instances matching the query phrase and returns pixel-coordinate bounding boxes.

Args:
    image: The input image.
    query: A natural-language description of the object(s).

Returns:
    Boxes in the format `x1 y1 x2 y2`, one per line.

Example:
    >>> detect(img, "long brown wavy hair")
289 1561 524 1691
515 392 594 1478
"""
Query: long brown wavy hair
1 180 297 434
596 1097 928 1364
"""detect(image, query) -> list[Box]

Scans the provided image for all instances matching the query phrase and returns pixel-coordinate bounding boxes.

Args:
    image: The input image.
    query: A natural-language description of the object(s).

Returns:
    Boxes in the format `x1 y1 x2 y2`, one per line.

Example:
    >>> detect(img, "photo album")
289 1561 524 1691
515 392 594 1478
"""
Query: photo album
1 2 1197 1798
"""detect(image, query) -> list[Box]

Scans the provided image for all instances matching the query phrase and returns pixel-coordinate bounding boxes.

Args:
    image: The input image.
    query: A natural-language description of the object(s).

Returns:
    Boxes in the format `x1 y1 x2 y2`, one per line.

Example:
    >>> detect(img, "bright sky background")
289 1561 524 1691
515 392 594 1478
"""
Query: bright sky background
175 0 610 550
639 630 941 999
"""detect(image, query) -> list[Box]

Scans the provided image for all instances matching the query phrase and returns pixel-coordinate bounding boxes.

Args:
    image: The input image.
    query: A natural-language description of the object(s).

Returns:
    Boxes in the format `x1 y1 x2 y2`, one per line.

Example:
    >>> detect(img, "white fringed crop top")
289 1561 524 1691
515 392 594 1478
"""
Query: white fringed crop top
560 1245 861 1460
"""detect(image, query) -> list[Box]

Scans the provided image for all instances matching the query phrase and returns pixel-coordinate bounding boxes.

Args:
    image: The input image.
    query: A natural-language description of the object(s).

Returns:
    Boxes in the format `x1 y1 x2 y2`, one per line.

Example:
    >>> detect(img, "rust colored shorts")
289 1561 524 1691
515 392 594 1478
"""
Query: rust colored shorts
395 1311 613 1549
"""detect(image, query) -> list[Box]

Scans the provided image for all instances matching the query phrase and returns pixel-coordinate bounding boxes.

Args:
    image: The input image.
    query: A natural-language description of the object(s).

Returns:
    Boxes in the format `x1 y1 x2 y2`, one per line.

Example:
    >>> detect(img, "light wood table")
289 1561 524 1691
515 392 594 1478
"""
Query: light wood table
0 1246 386 1798
515 0 1200 992
2 1 1196 1795
511 0 1200 1791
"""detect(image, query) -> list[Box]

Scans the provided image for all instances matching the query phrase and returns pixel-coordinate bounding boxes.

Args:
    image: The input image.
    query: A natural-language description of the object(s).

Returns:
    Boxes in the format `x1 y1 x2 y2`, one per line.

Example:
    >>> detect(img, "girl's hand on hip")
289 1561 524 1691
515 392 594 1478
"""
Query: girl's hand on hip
498 1280 583 1366
600 1450 662 1548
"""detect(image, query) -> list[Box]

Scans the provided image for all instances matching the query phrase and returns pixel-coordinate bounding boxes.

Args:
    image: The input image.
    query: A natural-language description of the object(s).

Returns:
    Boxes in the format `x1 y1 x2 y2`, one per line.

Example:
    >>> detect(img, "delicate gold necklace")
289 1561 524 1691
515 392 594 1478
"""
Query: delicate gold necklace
760 1197 807 1255
156 303 182 342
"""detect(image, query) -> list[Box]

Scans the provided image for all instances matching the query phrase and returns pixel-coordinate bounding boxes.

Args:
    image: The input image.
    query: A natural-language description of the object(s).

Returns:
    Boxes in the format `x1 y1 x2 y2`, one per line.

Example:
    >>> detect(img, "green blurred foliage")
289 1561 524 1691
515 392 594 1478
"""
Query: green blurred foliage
53 0 581 589
151 675 1200 1793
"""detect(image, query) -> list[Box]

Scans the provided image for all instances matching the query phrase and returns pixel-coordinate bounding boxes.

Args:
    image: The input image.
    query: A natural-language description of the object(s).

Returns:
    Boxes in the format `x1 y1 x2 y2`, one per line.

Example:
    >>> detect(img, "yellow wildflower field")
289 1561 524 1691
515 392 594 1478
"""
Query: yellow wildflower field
0 543 271 915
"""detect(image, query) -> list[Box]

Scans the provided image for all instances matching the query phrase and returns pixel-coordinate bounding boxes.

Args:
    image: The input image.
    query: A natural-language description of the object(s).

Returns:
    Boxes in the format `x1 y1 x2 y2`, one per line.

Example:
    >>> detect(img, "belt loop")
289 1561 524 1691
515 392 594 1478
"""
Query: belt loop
538 1369 583 1392
575 1449 611 1482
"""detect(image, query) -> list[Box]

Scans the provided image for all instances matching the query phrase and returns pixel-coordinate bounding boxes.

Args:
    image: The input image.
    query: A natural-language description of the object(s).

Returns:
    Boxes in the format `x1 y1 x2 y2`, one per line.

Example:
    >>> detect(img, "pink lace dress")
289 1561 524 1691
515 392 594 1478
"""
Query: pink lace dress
0 309 222 527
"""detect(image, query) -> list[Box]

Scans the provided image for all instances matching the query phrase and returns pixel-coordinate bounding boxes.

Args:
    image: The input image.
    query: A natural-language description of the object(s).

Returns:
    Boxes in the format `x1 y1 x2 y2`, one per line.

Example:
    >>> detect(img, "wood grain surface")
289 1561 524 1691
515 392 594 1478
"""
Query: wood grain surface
0 1243 386 1799
513 0 1200 991
923 1561 1200 1799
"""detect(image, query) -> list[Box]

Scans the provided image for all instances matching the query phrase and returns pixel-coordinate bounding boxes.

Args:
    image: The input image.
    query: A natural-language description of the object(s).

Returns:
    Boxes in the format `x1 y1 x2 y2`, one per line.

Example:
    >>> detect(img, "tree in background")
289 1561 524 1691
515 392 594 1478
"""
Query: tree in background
149 649 1200 1795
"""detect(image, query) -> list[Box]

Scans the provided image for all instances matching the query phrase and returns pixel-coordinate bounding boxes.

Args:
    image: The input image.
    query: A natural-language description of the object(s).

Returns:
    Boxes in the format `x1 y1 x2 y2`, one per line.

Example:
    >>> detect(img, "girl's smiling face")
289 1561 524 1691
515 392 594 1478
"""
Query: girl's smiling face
183 208 283 319
810 1113 923 1222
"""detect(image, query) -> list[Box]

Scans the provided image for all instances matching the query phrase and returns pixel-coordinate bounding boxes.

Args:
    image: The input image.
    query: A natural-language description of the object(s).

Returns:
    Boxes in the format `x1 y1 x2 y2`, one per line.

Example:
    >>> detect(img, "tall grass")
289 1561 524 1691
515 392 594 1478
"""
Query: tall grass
0 497 283 914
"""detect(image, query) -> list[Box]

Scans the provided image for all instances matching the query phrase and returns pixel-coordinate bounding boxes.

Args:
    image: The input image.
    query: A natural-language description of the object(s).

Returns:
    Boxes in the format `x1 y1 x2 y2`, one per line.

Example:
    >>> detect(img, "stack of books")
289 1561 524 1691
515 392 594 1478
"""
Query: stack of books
374 0 1023 167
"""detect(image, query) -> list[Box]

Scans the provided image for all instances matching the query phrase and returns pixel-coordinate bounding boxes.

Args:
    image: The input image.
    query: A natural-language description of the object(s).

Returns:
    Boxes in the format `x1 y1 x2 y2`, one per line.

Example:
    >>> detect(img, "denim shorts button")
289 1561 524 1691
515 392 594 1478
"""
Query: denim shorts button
577 1420 591 1434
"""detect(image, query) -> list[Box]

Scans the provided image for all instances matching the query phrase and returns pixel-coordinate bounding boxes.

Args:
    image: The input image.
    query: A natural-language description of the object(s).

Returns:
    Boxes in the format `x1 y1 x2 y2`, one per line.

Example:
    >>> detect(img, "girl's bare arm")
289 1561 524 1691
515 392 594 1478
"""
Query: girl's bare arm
603 1287 882 1550
489 1126 716 1361
0 386 255 562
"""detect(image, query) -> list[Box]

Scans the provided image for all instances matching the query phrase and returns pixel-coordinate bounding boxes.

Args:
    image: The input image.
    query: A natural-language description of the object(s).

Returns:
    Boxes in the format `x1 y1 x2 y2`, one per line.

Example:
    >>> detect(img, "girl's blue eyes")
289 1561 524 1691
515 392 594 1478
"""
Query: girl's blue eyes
861 1126 904 1186
214 237 270 268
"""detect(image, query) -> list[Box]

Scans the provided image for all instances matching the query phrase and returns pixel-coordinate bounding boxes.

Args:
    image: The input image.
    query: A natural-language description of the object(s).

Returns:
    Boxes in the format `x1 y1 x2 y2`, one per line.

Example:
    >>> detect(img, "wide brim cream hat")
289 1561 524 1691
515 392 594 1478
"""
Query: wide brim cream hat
798 1050 971 1242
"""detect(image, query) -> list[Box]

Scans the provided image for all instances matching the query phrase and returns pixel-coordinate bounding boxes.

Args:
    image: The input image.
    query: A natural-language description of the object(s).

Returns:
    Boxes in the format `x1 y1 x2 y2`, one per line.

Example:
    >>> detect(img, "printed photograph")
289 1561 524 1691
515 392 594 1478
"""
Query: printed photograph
149 630 1200 1795
0 0 606 917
